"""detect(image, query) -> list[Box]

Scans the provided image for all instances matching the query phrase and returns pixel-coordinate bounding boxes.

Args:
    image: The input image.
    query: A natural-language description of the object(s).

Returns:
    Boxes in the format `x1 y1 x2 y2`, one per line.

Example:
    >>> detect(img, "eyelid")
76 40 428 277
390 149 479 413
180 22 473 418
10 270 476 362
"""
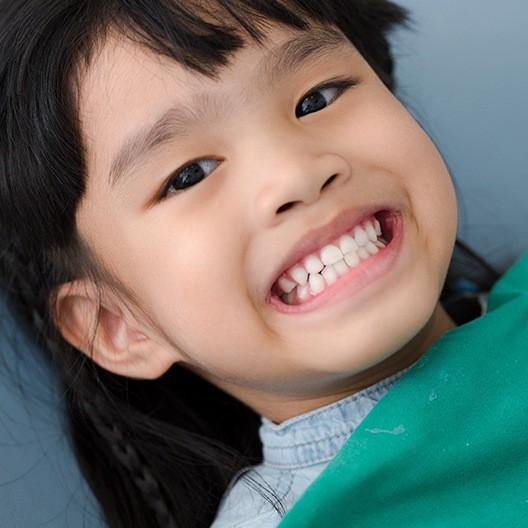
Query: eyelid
301 77 358 98
296 77 359 115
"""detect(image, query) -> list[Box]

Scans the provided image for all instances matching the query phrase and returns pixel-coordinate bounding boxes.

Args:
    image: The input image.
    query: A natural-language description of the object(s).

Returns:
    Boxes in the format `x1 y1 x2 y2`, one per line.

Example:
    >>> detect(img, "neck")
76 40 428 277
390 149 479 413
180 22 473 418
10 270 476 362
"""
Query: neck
203 302 457 424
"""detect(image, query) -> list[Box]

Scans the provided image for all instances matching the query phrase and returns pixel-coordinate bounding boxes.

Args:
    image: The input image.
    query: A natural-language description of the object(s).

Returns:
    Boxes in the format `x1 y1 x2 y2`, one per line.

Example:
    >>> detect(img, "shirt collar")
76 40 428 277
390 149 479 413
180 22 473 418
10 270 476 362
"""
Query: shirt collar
259 368 410 468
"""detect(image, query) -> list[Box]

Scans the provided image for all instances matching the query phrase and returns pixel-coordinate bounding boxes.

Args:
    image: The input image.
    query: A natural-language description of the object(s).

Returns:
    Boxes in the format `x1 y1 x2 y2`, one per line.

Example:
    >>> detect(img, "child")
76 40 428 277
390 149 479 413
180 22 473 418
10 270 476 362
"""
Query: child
0 0 508 527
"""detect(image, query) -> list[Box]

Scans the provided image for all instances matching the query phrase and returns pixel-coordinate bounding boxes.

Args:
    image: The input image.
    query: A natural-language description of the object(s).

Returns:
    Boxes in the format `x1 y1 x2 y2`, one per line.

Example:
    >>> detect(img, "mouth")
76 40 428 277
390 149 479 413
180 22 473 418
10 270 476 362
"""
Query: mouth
268 209 400 309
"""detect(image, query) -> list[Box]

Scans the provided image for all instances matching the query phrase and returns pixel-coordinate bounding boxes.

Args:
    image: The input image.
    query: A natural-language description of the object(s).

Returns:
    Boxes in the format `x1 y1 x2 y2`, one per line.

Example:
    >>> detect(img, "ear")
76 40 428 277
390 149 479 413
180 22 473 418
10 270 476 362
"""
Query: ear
54 279 177 379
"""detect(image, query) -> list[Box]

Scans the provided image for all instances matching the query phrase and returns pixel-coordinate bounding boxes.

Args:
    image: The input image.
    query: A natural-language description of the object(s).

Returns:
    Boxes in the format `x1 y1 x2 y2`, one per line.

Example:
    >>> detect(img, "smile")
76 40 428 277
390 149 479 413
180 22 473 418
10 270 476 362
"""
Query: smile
269 210 401 310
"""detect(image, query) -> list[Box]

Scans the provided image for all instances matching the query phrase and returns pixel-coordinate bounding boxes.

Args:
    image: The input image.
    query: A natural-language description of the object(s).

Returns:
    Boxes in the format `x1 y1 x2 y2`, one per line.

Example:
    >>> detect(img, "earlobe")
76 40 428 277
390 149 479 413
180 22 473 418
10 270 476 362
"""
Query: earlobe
54 280 176 379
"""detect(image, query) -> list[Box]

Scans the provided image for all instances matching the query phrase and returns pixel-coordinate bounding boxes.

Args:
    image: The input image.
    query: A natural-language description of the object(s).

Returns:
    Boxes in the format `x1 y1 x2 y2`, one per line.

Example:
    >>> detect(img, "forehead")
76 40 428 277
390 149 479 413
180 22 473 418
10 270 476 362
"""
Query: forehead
79 24 350 110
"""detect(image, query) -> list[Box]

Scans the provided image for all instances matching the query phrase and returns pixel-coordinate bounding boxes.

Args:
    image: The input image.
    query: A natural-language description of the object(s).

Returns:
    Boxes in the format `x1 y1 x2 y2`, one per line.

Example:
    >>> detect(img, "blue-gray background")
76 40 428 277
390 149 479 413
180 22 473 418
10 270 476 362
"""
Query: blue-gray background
394 0 528 272
1 1 527 526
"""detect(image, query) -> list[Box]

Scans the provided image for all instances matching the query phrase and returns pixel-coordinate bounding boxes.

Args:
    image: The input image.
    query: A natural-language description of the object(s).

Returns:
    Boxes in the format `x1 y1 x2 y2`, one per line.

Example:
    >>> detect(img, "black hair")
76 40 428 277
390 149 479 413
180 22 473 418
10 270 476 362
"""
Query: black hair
0 1 498 527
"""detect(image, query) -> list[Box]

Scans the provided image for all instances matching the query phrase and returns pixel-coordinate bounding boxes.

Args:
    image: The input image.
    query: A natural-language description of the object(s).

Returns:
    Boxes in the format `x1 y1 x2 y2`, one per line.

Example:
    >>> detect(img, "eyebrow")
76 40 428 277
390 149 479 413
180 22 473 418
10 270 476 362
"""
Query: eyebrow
108 27 350 189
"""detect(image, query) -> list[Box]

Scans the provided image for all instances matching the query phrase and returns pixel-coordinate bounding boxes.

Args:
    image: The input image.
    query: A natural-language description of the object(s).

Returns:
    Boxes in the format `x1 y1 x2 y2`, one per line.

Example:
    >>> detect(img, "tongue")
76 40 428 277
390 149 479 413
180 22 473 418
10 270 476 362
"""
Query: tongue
375 210 394 243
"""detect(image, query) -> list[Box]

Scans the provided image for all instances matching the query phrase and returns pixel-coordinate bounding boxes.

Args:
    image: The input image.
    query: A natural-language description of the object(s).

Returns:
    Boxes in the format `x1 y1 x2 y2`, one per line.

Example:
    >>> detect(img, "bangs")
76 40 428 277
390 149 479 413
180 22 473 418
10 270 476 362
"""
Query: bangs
79 0 408 86
88 0 335 76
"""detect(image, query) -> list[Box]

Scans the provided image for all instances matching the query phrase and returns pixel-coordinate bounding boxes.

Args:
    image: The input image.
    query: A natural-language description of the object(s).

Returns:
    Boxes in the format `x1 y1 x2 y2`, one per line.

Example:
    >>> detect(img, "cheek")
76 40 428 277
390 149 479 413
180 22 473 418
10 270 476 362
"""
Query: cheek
338 90 457 237
332 89 458 297
114 211 253 341
342 93 442 179
79 178 269 376
129 221 233 298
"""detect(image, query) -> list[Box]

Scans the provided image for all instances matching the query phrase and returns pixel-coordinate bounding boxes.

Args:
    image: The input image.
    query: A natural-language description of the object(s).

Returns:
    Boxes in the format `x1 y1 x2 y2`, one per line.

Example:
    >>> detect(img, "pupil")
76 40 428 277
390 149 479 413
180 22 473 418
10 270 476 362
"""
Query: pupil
181 164 204 186
301 93 326 115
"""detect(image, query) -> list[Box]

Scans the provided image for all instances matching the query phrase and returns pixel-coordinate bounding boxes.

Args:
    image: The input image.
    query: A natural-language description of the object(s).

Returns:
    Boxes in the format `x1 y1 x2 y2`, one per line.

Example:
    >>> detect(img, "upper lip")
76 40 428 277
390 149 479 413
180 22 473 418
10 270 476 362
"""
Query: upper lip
267 204 394 295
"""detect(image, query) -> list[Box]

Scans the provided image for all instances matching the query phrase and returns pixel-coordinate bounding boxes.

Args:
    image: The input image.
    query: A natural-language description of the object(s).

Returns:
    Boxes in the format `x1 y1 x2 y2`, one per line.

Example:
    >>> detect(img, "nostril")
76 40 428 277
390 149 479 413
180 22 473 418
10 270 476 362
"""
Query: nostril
321 174 338 190
275 174 339 214
276 201 297 214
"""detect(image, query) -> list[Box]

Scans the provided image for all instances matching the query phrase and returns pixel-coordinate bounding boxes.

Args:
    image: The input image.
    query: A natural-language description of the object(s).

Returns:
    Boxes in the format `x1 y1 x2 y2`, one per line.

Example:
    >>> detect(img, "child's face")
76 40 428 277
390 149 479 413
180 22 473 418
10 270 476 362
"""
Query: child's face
75 24 457 420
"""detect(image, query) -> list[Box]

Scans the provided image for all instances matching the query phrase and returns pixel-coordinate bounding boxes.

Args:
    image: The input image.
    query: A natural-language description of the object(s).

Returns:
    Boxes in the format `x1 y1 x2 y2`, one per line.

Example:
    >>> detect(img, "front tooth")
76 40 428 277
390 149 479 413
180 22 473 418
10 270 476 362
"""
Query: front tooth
278 277 296 293
364 221 378 242
290 266 308 285
309 273 325 295
322 266 338 286
374 218 382 237
353 225 369 247
320 244 343 266
304 255 324 274
344 252 361 268
334 259 349 276
338 235 358 254
357 247 370 260
365 241 379 255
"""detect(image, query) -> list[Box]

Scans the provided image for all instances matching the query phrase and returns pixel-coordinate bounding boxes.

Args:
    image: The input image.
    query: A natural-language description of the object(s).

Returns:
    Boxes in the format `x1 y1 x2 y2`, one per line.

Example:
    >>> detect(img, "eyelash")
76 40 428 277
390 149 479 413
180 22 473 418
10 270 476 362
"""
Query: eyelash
159 77 357 199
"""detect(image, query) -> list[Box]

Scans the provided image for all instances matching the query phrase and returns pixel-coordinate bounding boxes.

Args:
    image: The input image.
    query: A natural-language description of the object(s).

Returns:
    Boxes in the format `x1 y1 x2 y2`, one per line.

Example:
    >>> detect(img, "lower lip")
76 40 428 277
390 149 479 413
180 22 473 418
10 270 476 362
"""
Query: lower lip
266 212 404 314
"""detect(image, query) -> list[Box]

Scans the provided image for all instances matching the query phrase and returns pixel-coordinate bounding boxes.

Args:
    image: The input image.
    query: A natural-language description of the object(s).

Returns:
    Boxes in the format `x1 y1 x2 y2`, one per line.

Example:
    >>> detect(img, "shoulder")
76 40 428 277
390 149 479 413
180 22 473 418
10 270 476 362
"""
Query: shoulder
211 467 293 528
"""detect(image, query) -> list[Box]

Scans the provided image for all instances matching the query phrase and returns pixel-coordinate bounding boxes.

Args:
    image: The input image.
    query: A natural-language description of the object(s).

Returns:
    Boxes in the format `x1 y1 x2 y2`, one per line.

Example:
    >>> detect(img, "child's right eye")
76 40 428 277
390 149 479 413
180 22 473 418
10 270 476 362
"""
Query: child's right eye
160 158 220 199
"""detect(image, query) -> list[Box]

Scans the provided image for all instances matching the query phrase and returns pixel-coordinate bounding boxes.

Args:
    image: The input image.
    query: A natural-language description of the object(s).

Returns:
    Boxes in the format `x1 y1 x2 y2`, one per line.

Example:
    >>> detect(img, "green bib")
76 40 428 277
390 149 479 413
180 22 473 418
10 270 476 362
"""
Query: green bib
279 252 528 528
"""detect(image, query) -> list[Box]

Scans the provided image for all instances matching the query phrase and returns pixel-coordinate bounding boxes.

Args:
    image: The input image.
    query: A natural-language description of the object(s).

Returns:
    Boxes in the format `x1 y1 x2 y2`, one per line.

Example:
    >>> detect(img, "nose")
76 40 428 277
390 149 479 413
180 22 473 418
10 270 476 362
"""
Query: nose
248 135 351 226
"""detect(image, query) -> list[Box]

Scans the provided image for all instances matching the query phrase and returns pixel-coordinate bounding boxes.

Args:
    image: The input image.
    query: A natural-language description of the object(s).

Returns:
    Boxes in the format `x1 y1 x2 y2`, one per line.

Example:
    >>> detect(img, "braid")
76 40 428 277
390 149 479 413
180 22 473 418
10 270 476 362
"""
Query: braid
80 396 178 528
0 239 178 527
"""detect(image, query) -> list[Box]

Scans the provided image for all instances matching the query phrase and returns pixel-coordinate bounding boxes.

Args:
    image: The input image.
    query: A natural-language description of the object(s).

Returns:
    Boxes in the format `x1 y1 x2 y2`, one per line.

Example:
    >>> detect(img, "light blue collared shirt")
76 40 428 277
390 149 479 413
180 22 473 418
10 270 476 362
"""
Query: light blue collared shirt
211 368 409 528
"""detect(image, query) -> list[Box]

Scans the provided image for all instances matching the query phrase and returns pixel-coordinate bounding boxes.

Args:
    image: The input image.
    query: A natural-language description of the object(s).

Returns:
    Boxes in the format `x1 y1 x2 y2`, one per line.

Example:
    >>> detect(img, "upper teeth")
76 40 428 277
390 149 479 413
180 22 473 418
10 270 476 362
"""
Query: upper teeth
276 217 385 301
320 244 342 266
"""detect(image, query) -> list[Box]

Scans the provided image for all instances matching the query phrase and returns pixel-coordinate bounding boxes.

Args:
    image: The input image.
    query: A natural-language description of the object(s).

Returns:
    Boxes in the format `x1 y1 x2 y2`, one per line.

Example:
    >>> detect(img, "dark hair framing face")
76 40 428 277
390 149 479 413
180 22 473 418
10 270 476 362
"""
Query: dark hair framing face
0 1 409 527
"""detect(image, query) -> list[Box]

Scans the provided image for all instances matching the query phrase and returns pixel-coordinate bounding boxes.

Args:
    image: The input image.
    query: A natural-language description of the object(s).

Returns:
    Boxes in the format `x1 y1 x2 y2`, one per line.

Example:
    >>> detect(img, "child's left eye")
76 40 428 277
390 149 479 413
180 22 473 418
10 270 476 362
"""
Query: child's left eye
295 79 357 118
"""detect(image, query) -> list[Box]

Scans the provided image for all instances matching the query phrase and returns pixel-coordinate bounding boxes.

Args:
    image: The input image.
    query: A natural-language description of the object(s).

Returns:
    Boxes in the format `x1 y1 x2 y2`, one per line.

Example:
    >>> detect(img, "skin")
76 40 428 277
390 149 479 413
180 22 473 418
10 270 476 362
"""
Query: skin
61 24 458 424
